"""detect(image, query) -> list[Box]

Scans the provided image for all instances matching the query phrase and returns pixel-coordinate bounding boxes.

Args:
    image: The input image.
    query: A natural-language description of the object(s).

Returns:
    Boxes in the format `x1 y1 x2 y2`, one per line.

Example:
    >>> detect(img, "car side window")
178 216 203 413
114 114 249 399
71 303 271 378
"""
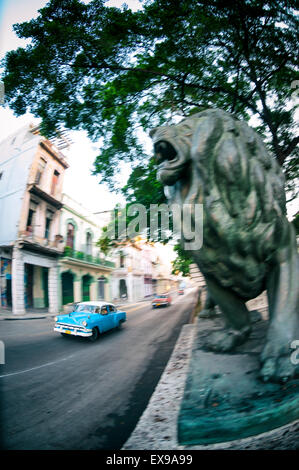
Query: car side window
101 306 108 315
95 307 100 313
108 305 116 313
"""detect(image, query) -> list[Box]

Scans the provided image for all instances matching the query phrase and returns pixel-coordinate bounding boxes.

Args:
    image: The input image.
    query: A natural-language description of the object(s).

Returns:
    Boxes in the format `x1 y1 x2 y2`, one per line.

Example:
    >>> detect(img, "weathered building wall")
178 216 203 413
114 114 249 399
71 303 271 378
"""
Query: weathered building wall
0 126 40 245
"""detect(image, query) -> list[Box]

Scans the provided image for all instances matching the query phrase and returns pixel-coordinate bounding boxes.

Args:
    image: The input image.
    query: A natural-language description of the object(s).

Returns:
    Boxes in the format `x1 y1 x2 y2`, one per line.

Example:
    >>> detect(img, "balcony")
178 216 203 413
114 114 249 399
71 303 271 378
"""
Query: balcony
27 183 63 209
62 247 115 269
18 232 64 256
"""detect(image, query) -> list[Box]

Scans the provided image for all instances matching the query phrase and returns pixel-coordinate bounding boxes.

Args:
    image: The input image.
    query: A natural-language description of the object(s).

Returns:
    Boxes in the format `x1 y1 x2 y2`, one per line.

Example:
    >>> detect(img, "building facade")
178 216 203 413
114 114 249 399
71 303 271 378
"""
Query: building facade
0 124 69 314
111 239 178 302
59 194 114 309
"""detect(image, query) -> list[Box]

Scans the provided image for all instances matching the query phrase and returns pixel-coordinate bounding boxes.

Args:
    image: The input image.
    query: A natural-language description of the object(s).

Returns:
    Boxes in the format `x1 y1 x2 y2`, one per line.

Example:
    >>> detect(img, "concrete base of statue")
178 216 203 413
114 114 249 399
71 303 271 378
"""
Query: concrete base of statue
178 311 299 446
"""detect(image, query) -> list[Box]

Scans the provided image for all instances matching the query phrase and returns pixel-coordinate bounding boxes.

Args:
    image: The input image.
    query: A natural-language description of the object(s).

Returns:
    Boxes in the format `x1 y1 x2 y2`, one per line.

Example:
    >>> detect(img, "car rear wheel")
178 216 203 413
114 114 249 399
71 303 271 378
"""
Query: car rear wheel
89 327 99 342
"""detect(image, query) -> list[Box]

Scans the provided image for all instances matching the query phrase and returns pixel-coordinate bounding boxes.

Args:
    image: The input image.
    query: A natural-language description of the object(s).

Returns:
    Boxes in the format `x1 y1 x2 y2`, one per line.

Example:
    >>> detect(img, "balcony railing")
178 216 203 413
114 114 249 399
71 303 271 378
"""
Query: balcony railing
63 246 115 268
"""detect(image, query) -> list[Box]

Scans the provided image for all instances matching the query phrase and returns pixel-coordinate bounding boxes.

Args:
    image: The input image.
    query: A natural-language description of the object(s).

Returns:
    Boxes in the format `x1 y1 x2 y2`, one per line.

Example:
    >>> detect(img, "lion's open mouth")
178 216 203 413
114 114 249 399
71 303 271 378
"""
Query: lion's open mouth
154 140 178 166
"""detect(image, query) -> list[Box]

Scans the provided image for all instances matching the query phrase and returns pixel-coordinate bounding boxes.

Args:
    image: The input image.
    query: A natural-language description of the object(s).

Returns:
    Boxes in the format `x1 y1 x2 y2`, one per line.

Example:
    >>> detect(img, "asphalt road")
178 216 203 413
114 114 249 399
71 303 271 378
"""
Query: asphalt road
0 288 197 450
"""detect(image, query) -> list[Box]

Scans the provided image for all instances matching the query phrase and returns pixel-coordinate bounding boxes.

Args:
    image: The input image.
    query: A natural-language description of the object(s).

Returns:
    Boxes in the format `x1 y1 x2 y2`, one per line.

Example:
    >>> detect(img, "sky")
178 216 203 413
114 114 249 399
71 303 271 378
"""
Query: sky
0 0 298 218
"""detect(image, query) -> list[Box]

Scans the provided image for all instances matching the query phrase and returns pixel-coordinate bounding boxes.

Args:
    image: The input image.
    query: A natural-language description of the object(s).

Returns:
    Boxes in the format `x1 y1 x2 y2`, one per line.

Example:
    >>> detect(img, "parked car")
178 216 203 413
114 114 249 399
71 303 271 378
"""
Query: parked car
54 301 126 342
152 293 172 308
178 289 184 295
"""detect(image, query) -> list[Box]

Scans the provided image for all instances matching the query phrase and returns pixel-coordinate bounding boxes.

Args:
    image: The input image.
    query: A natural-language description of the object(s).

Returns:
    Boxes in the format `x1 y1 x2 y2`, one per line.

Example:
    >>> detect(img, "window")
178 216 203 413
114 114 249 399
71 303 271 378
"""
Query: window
51 170 60 195
66 223 75 249
86 232 92 255
44 209 54 239
120 253 125 268
101 305 108 315
26 200 38 234
35 158 47 185
26 210 34 233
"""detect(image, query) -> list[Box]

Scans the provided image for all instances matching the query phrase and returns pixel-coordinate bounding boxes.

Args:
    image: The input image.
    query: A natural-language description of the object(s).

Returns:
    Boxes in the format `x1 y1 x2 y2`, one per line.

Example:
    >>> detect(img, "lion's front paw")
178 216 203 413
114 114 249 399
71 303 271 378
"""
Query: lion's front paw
259 354 298 383
204 327 250 352
198 307 217 319
260 331 299 383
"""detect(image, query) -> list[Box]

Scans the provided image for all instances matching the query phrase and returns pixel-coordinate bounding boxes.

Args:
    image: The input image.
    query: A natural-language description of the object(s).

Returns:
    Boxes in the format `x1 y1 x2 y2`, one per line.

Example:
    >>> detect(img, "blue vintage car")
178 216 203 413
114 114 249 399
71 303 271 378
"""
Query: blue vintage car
54 301 126 341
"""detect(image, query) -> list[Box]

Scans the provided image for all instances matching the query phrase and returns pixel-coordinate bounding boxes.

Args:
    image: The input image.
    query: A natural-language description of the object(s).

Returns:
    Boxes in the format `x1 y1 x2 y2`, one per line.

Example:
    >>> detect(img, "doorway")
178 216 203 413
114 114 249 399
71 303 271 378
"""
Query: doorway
119 279 128 299
24 264 34 308
62 271 74 305
82 274 92 302
98 276 106 300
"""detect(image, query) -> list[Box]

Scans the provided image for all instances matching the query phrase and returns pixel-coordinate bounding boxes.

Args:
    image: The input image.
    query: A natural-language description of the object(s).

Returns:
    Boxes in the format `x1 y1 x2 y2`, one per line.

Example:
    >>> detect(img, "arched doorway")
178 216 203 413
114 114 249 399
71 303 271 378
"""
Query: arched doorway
61 271 74 305
98 276 106 300
119 279 128 299
82 274 92 301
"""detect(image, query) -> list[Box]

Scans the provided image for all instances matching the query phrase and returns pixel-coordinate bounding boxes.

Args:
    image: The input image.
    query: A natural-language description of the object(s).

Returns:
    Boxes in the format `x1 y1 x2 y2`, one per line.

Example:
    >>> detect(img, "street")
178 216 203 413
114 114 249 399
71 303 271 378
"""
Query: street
0 288 197 450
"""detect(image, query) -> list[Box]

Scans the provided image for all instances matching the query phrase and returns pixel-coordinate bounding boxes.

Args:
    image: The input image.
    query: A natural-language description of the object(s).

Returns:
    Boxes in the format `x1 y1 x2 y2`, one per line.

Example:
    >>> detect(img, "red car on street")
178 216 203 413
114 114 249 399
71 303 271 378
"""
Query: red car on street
152 293 172 308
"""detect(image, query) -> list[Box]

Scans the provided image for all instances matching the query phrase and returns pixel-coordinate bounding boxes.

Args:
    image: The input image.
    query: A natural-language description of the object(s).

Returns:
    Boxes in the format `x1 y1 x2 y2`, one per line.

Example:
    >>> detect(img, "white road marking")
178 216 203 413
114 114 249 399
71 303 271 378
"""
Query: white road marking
0 353 77 379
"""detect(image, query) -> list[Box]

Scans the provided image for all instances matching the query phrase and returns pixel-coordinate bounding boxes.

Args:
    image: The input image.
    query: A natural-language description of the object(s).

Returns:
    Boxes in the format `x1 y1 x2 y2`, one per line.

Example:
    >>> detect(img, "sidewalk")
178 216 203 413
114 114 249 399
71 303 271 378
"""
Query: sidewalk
0 297 154 320
0 308 56 321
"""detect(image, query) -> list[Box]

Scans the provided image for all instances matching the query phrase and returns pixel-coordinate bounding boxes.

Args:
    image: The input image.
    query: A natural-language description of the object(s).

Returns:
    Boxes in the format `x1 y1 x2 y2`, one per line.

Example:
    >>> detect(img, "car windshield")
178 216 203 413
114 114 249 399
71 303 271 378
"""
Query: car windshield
74 304 97 313
155 294 167 298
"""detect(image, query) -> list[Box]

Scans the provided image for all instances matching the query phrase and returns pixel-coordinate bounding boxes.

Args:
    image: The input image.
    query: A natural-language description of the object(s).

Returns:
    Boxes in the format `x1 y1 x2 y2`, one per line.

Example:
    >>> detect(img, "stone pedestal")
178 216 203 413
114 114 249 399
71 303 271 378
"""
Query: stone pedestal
178 313 299 445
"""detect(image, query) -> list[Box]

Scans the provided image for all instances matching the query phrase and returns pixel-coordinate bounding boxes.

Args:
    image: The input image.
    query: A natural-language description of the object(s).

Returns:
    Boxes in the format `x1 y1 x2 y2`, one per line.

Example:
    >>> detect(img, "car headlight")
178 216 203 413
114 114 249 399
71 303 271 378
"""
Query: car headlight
82 320 87 327
54 316 58 322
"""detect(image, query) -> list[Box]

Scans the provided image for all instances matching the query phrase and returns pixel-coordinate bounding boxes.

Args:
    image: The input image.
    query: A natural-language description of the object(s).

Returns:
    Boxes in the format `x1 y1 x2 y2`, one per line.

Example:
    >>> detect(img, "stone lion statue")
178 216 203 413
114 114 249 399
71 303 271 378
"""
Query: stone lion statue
150 108 299 383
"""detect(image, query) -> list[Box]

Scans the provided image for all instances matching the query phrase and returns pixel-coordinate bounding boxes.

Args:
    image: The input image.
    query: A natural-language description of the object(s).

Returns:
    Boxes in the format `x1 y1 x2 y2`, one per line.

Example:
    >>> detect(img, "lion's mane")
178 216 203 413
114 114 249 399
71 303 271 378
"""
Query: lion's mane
162 109 291 300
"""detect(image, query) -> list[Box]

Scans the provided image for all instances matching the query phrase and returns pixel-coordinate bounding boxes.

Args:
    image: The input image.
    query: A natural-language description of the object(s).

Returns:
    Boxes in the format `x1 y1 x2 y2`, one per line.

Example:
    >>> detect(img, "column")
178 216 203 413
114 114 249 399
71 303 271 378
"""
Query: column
127 274 134 302
90 279 97 301
11 246 25 315
74 277 82 303
48 265 59 314
105 278 111 302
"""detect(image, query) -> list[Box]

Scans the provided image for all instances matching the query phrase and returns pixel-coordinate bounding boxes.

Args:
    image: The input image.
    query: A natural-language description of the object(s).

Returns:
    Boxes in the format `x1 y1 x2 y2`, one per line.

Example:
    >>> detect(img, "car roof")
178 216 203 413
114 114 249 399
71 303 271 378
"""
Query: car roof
76 301 115 307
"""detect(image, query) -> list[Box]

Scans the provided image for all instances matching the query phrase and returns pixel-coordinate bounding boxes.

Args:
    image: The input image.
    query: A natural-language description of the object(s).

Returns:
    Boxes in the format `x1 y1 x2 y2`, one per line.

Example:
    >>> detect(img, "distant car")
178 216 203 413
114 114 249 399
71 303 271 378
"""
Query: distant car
54 301 126 342
152 293 171 308
178 289 184 295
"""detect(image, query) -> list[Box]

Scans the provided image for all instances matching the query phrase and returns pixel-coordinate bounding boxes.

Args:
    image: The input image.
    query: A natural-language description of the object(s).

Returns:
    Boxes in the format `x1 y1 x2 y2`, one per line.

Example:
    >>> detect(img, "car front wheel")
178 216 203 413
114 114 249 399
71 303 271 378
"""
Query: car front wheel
89 327 99 342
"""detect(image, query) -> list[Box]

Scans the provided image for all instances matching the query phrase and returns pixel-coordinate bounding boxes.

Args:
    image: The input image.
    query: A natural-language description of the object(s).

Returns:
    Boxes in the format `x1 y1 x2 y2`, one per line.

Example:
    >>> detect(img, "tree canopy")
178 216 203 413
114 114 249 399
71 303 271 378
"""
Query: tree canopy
2 0 298 202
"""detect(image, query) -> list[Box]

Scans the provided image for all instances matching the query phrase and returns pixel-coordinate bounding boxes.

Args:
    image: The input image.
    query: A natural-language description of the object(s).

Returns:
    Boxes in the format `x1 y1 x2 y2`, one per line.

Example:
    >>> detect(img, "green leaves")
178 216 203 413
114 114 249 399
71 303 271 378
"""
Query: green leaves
1 0 298 198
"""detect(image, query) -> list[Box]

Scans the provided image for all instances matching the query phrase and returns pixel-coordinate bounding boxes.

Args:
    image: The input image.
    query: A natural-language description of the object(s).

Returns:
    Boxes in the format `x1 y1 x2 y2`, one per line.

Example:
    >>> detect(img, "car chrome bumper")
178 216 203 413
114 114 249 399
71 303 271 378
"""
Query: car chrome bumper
54 324 92 337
